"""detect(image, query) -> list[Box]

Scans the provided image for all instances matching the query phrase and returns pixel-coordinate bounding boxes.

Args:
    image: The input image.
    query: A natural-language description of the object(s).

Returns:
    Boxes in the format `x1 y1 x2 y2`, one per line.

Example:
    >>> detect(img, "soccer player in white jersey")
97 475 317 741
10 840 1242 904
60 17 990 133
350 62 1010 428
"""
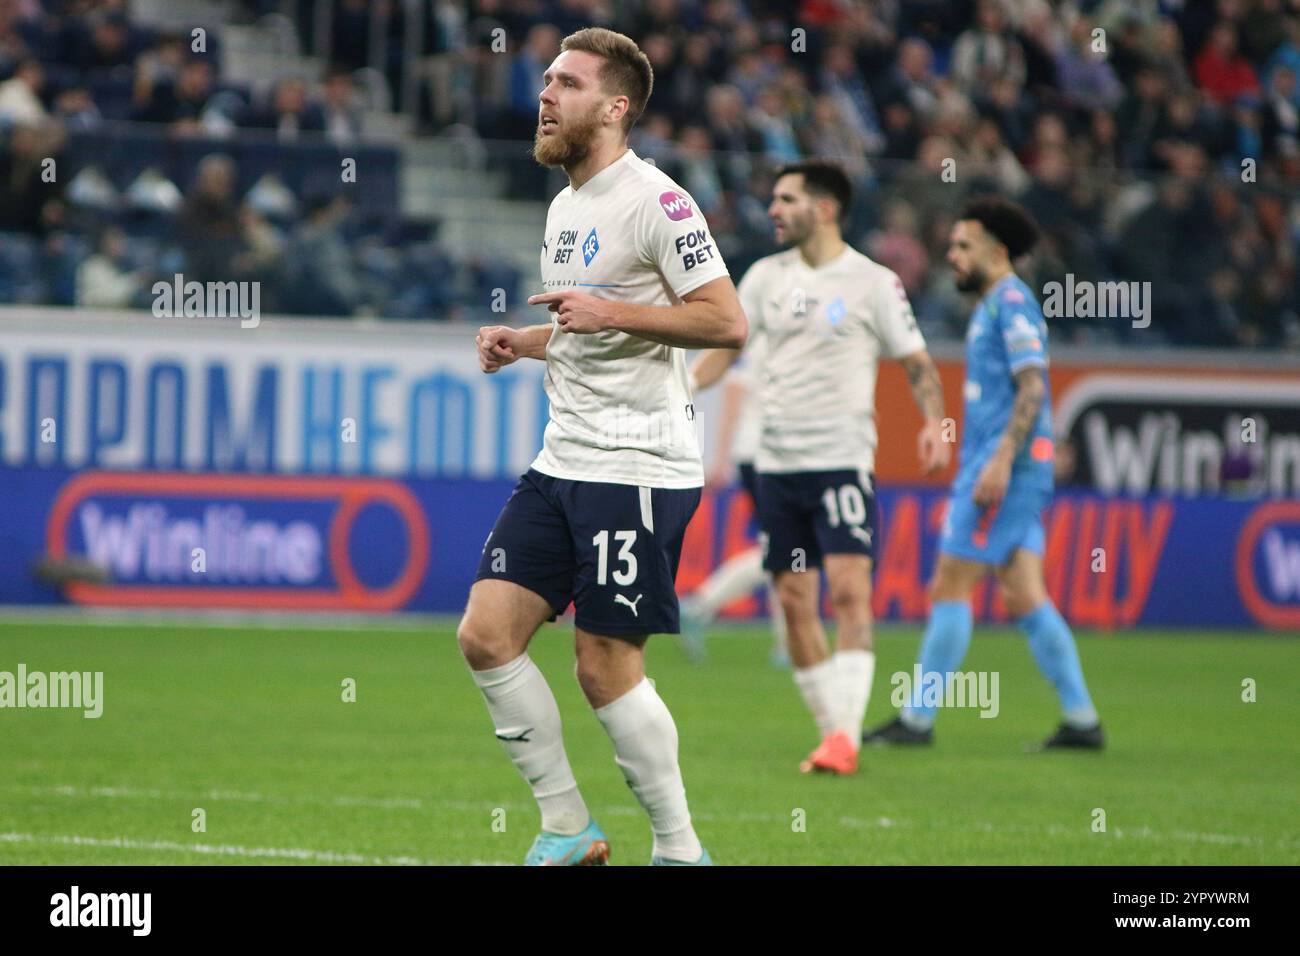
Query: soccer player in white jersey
457 28 746 866
693 161 948 775
680 336 791 668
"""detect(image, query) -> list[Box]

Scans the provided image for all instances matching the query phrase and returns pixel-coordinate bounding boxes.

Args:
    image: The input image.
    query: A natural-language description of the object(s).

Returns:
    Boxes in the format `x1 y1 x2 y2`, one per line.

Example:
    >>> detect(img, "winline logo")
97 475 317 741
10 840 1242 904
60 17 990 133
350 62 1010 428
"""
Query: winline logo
0 664 103 718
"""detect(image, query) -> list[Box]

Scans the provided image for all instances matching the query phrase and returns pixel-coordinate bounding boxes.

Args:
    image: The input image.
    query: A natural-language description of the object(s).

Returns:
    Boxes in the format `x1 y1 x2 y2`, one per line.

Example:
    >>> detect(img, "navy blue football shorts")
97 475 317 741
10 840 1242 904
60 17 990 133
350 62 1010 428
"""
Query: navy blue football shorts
737 461 759 505
757 468 877 573
474 468 701 641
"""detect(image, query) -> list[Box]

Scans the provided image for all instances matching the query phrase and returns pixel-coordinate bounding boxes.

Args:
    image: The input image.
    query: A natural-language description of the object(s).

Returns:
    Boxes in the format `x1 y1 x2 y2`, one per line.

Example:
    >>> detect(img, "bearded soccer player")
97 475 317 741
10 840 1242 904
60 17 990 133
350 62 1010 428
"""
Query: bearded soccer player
459 28 746 866
693 160 948 775
863 196 1104 749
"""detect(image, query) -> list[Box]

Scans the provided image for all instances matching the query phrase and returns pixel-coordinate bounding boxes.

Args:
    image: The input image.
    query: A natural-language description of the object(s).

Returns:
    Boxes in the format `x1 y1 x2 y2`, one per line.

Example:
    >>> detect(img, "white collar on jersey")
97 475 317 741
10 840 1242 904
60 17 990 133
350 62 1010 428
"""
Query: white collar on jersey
569 147 638 195
792 243 853 273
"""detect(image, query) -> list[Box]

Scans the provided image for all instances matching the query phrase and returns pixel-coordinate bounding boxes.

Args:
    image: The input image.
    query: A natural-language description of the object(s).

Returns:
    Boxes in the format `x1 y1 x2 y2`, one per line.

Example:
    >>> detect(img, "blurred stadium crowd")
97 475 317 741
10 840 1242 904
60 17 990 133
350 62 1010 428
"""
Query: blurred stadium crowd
0 0 1297 348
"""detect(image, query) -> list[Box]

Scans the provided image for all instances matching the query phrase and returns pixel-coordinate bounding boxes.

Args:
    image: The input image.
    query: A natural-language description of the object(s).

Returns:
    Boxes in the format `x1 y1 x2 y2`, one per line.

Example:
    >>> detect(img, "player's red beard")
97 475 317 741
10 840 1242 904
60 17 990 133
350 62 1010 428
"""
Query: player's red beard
532 104 603 168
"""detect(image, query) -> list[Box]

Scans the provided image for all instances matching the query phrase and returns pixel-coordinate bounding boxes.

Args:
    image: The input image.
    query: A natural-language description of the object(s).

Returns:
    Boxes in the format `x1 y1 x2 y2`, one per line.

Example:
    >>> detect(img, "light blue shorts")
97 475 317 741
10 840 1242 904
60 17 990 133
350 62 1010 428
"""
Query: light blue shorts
938 483 1050 566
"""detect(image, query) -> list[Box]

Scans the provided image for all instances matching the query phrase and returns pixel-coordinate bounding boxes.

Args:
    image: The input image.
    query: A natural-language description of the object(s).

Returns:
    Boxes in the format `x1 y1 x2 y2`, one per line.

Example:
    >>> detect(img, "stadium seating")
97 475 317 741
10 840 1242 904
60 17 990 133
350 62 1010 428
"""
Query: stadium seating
0 0 1293 345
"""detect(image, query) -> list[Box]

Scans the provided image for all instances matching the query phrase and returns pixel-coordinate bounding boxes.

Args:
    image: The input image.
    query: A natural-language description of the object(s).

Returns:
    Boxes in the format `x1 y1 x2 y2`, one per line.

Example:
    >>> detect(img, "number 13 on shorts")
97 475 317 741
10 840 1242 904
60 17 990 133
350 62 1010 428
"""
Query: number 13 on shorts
593 529 638 585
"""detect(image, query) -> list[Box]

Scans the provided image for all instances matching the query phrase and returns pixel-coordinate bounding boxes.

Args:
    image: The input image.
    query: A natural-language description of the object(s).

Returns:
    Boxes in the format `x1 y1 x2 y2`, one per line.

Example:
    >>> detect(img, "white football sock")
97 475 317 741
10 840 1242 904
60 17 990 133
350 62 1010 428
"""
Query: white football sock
692 547 765 620
793 656 840 738
471 653 589 836
594 677 703 863
835 649 875 740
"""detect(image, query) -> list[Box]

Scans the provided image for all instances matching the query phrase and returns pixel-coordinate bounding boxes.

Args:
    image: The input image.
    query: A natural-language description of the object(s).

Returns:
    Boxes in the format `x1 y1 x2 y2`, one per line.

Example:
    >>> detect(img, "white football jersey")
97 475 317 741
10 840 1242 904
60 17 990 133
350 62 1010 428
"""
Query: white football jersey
739 245 927 473
529 149 730 488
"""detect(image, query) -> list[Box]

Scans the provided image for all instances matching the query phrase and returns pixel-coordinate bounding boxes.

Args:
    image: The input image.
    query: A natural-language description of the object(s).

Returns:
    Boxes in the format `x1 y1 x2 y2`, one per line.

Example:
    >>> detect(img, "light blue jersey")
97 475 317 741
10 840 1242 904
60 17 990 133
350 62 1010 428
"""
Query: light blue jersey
954 273 1054 496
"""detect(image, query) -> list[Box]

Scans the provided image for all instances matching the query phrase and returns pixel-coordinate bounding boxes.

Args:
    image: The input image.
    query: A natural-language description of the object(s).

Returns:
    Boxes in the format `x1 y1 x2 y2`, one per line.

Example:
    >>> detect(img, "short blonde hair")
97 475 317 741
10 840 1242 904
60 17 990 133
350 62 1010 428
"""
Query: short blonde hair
560 27 654 132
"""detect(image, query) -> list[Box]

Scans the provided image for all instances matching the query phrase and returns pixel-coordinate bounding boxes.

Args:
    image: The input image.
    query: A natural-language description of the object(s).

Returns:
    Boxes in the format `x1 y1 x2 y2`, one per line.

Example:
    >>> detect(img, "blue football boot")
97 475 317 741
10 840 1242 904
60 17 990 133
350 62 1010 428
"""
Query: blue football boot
524 819 610 866
650 847 713 866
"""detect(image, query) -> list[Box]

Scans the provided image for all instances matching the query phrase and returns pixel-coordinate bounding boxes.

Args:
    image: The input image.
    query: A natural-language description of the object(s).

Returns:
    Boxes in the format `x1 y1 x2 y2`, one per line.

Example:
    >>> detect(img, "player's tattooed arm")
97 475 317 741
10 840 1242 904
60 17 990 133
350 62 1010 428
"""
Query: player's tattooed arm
900 349 950 474
899 350 944 421
975 367 1045 507
994 366 1047 461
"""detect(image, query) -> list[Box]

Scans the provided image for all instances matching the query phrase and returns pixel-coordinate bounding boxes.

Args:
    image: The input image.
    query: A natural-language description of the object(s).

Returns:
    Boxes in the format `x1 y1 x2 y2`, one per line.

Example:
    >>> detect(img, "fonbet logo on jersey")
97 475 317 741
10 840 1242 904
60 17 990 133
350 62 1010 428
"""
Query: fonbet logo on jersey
674 229 717 272
658 190 694 221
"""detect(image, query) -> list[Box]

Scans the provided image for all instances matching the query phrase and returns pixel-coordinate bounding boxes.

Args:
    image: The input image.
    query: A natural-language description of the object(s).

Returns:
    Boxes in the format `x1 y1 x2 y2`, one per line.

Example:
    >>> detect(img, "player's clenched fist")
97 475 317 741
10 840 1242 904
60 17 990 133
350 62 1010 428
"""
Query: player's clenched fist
477 326 519 373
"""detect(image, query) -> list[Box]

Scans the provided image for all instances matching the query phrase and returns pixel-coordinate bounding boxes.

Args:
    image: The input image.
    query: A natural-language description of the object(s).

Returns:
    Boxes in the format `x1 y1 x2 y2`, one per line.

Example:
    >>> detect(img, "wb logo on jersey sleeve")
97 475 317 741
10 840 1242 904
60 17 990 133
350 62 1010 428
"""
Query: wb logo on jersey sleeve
658 190 694 221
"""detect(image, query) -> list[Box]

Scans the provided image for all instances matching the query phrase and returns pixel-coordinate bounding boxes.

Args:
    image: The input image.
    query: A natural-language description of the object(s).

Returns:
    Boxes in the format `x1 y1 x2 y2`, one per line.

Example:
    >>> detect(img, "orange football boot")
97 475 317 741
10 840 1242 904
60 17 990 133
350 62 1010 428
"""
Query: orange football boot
799 730 859 775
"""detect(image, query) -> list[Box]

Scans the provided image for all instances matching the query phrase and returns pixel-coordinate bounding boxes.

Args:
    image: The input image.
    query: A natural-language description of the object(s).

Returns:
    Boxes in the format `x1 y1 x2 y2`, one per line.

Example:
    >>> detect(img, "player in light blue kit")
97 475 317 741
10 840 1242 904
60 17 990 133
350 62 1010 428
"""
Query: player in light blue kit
863 197 1103 750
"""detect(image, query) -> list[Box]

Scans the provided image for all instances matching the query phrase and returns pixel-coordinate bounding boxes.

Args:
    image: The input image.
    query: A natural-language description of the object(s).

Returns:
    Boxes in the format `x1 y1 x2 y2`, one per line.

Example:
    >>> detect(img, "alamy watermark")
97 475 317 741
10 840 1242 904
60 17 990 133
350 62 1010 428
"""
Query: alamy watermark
890 665 999 718
152 273 260 328
0 664 103 718
50 886 150 935
1042 274 1151 329
595 402 697 453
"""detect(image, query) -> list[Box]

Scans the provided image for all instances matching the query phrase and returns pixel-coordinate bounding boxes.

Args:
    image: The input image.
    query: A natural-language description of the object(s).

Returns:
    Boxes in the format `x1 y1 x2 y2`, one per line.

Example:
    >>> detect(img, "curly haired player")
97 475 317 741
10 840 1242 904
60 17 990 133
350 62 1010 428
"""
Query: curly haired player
864 196 1104 750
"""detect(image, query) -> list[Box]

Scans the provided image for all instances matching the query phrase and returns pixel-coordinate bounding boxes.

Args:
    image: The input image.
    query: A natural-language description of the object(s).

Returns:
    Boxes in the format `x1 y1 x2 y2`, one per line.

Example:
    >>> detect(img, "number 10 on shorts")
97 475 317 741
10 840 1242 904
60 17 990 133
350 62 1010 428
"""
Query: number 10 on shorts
593 529 638 585
822 484 867 526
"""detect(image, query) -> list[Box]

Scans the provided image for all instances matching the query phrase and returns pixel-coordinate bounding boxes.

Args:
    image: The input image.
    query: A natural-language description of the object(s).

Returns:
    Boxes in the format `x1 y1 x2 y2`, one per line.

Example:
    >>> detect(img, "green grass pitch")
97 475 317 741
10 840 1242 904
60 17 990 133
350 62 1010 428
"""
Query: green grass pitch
0 618 1295 865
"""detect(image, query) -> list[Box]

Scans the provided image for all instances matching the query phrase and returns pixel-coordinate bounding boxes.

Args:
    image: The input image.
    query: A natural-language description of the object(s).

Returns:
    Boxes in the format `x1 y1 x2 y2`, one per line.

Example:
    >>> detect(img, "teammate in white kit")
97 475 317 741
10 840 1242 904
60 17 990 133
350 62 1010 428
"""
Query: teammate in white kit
680 336 791 667
693 161 948 775
457 28 746 865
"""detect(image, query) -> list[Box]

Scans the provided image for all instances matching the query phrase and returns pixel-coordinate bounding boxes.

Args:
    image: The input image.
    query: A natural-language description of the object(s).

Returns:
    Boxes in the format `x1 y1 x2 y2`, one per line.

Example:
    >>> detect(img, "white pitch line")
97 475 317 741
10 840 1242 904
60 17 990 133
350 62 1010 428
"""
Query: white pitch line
0 832 505 866
8 783 1297 851
22 783 592 816
859 817 1296 850
12 783 645 823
